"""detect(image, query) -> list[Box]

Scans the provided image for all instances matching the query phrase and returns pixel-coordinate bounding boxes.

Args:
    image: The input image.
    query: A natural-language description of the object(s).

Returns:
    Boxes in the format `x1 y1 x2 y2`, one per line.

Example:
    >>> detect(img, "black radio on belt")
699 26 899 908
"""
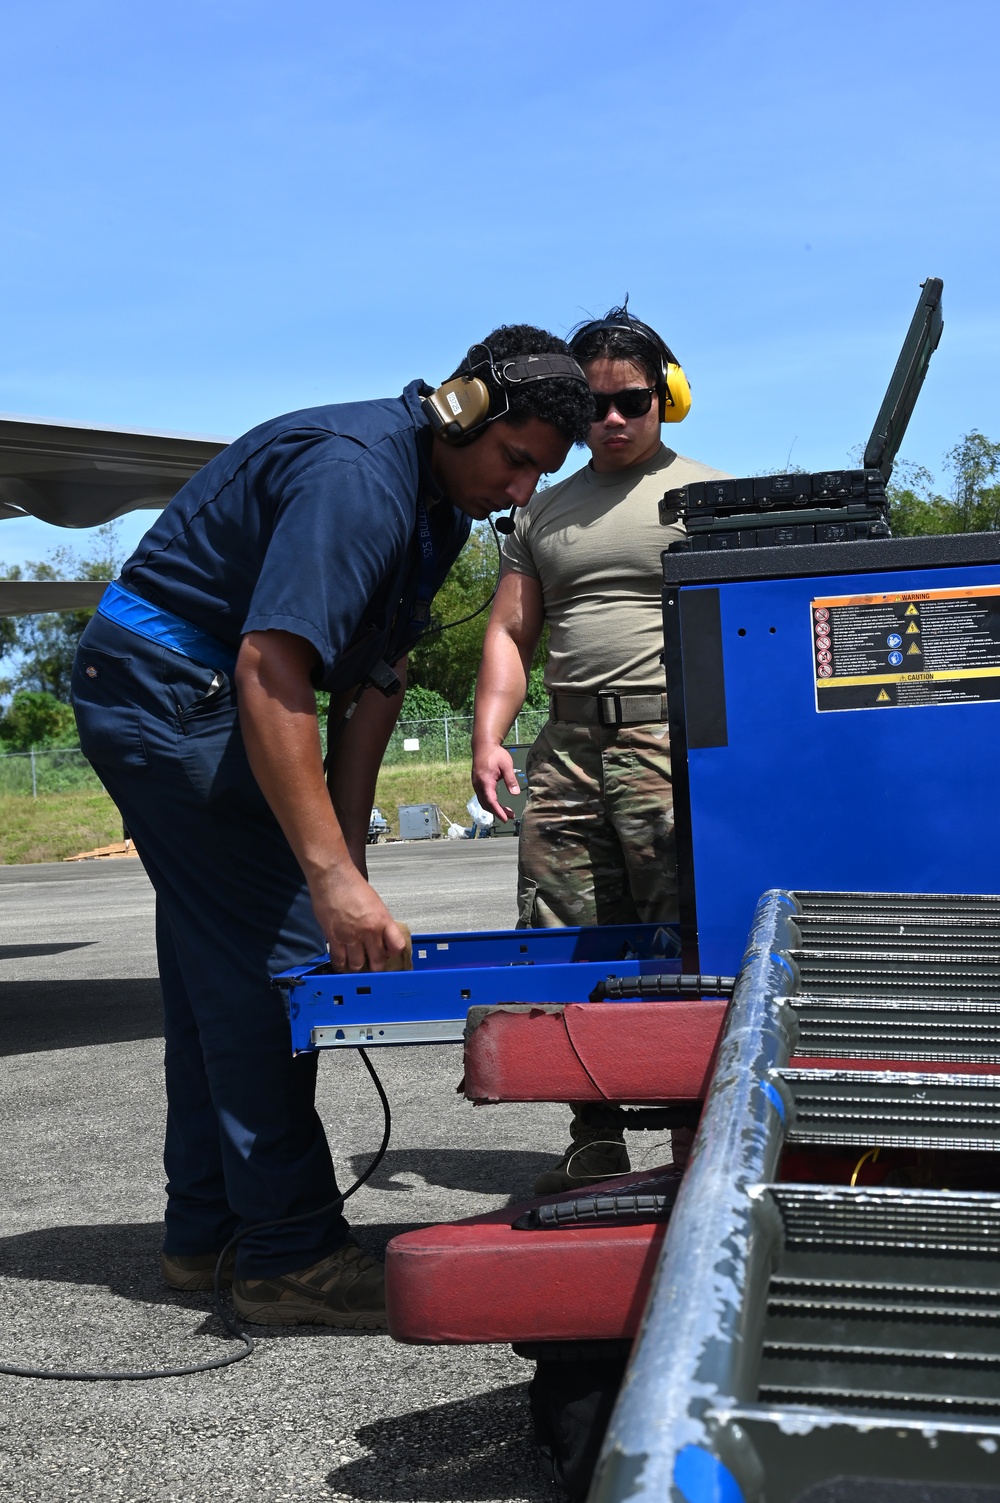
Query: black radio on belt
662 277 944 553
661 469 891 552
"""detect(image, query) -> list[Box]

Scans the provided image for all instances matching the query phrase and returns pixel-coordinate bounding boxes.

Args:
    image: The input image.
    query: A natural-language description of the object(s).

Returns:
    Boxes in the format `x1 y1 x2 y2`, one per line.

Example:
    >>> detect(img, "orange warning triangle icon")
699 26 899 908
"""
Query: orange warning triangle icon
905 603 919 615
876 689 891 702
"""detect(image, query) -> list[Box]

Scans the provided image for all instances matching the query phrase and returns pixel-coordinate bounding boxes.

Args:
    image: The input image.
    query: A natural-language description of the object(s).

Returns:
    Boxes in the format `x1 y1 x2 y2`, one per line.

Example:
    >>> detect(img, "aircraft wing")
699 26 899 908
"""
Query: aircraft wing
0 413 229 529
0 580 108 617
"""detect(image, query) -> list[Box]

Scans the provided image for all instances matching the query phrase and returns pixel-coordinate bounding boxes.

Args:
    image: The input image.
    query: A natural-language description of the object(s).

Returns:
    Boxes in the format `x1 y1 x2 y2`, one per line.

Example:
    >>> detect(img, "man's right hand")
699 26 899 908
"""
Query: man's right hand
234 631 408 973
310 861 408 972
472 741 519 823
471 569 544 824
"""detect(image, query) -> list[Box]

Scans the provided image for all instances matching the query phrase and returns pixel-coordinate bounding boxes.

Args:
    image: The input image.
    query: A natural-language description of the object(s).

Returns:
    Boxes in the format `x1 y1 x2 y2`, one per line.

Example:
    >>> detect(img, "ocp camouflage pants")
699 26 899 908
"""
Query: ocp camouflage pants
516 718 677 929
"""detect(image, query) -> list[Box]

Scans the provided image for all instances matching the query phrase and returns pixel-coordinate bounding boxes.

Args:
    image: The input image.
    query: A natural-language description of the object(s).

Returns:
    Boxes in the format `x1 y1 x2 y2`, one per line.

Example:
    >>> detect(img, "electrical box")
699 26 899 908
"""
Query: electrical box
398 803 441 840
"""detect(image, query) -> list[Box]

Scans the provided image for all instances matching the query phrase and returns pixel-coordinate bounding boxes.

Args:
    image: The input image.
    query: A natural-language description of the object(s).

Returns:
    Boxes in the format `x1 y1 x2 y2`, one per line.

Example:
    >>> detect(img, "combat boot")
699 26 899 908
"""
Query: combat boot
533 1105 631 1195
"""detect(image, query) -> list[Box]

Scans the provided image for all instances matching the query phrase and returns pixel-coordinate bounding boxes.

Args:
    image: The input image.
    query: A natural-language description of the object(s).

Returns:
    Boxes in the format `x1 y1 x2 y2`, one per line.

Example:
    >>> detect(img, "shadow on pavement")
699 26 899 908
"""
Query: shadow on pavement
325 1381 553 1501
0 1219 165 1294
0 942 95 961
347 1147 557 1202
0 1220 430 1304
0 978 163 1055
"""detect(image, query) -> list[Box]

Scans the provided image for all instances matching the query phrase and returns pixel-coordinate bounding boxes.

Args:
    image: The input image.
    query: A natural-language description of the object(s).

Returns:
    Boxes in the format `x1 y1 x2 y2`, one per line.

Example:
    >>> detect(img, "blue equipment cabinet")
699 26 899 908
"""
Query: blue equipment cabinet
662 533 1000 977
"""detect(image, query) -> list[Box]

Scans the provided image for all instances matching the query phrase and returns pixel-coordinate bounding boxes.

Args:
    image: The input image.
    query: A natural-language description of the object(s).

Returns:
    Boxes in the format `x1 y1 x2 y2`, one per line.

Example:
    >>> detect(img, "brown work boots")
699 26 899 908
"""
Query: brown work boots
162 1240 387 1330
231 1241 387 1330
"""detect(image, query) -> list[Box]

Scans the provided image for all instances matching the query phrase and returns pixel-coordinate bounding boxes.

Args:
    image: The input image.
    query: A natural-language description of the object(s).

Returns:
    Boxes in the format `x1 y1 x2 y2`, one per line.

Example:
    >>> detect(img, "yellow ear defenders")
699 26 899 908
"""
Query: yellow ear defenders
659 345 692 424
570 314 691 424
424 344 590 444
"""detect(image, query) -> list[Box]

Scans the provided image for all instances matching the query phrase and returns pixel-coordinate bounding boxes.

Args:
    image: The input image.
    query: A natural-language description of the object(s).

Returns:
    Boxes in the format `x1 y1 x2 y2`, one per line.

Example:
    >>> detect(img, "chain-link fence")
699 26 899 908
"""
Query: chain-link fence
0 747 104 797
0 708 550 796
380 709 547 766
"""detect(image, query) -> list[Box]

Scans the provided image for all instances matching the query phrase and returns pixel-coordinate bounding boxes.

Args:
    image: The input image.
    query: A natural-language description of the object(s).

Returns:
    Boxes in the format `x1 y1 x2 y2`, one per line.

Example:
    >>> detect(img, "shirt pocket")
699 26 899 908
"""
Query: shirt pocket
72 649 148 771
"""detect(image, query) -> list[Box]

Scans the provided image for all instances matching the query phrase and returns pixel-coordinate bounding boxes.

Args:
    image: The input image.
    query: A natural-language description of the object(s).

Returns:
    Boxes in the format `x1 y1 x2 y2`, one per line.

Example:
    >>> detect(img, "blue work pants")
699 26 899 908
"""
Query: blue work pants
71 614 349 1276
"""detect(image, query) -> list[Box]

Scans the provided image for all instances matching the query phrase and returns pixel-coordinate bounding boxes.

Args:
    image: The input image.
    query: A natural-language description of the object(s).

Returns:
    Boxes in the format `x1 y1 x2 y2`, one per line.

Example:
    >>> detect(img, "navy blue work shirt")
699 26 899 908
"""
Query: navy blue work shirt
120 381 471 690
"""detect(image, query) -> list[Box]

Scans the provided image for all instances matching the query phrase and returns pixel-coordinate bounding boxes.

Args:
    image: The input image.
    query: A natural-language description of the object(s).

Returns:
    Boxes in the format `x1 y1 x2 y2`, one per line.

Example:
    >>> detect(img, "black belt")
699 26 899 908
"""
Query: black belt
549 691 668 727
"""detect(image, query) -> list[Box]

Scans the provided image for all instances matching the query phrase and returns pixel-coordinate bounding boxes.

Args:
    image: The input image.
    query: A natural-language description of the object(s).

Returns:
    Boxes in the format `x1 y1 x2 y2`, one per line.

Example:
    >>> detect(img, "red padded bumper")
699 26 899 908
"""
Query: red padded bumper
462 1000 728 1104
386 1170 676 1345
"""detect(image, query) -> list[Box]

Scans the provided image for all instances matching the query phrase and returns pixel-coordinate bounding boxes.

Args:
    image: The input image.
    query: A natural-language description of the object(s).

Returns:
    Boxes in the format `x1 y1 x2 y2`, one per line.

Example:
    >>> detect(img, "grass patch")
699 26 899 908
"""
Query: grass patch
374 761 476 838
0 790 125 865
0 762 478 864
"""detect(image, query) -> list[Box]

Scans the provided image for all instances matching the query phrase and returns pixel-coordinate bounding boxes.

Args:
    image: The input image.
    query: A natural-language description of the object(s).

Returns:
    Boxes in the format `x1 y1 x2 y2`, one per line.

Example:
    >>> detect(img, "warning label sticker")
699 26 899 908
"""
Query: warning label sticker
811 585 1000 712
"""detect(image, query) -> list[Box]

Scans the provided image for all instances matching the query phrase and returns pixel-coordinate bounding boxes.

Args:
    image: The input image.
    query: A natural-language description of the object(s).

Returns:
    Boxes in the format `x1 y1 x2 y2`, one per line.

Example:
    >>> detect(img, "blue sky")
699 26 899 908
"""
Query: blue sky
2 0 998 568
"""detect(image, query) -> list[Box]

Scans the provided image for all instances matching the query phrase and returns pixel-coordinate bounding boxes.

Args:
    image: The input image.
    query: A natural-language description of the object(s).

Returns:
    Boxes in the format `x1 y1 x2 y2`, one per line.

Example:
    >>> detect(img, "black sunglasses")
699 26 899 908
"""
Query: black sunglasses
590 387 656 422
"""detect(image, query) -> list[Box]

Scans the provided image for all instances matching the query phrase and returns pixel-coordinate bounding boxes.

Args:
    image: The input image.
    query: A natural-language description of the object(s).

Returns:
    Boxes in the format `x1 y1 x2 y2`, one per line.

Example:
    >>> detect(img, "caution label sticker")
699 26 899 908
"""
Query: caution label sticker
811 585 1000 712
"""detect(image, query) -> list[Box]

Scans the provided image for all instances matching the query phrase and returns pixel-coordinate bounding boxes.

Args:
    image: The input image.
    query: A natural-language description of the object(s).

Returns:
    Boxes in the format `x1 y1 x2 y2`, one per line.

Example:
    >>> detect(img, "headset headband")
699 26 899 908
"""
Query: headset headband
569 315 678 377
465 345 589 396
423 344 591 444
500 353 590 384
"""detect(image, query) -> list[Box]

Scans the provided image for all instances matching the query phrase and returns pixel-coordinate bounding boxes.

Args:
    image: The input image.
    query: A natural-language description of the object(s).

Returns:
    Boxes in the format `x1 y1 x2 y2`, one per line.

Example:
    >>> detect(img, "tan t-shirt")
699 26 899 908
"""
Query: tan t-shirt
502 444 730 696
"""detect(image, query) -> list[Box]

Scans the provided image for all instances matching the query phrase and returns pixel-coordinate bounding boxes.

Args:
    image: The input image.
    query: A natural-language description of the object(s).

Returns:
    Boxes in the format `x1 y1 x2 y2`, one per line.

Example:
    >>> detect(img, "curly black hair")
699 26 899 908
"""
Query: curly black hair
568 305 666 389
448 324 594 446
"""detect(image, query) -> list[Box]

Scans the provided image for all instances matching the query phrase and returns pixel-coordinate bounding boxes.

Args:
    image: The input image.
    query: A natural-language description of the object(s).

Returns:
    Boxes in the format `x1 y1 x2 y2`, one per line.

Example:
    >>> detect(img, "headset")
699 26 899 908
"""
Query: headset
569 310 691 424
422 343 590 445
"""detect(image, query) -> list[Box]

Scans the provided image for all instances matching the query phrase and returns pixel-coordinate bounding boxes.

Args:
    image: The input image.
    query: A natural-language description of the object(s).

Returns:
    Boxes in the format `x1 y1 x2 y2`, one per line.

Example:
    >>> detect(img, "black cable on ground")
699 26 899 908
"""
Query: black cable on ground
0 1045 392 1382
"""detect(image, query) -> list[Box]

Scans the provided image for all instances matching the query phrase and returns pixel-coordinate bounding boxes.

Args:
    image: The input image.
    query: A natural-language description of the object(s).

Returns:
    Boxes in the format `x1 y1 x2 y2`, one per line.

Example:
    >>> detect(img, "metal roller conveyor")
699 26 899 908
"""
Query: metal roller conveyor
590 889 1000 1503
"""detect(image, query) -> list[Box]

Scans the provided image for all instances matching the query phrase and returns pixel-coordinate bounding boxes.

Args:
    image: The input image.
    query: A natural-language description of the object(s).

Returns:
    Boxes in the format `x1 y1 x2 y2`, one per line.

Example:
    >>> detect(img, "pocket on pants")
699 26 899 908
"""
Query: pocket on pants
516 878 540 928
172 662 233 728
72 649 148 770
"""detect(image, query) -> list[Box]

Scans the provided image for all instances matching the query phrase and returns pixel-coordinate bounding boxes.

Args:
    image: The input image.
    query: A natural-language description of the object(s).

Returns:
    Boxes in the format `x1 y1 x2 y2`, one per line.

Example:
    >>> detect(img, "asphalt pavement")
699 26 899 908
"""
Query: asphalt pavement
0 841 611 1503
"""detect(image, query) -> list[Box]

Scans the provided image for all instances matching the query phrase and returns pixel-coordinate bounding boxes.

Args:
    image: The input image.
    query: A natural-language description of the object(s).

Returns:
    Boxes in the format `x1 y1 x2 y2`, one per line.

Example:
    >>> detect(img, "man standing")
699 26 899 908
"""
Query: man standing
73 328 593 1326
472 307 729 1193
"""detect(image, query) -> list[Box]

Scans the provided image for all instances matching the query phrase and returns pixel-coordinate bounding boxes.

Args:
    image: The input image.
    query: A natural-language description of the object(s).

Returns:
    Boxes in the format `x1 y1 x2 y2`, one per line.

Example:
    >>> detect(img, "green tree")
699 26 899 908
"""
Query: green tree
885 460 950 537
0 567 19 685
946 432 1000 532
887 434 1000 537
0 689 79 750
524 662 549 713
399 683 453 722
1 523 123 702
408 523 553 711
408 523 502 709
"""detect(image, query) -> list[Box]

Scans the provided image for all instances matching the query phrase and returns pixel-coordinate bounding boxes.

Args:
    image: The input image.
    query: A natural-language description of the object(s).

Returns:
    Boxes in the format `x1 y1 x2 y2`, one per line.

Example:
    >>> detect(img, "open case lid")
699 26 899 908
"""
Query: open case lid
863 276 944 481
